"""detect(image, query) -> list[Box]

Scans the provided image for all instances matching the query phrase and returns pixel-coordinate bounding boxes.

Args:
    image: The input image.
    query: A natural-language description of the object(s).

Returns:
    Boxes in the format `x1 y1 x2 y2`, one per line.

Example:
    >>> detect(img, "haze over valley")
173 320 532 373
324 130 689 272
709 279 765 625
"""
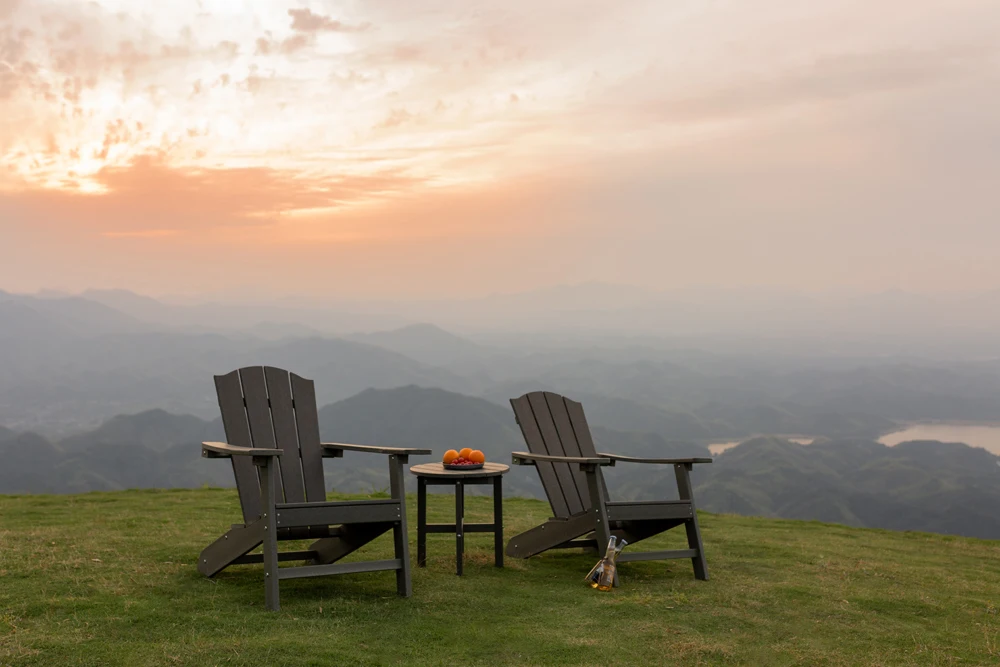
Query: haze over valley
3 285 1000 540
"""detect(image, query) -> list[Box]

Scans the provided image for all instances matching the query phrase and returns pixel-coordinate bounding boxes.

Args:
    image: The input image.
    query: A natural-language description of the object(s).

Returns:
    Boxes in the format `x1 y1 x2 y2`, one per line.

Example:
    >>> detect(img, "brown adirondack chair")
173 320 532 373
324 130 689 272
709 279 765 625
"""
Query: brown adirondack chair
506 391 711 581
198 366 430 611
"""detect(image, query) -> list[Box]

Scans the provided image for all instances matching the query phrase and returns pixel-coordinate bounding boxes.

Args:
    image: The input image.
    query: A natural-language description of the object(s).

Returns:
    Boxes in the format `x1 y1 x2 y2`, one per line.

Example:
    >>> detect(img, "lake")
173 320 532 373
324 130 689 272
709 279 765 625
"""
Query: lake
878 423 1000 457
709 424 1000 457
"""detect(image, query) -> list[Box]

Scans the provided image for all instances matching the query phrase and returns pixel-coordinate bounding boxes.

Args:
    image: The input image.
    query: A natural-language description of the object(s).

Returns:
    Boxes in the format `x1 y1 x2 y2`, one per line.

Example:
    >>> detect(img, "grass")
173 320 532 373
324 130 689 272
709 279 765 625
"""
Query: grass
1 489 999 666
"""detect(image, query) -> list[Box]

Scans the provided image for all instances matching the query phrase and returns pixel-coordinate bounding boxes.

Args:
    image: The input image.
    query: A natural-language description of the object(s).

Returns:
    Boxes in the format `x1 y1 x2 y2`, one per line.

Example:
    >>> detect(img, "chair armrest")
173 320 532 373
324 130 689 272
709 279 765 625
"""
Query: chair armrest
202 442 283 459
599 453 713 465
511 451 612 466
321 442 432 457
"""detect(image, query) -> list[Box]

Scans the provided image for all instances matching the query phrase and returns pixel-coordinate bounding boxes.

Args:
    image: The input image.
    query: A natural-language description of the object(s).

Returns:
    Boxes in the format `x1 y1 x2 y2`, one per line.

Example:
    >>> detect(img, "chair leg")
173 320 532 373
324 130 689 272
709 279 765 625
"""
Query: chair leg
583 465 612 550
417 477 427 567
389 455 413 597
674 463 709 581
259 459 280 610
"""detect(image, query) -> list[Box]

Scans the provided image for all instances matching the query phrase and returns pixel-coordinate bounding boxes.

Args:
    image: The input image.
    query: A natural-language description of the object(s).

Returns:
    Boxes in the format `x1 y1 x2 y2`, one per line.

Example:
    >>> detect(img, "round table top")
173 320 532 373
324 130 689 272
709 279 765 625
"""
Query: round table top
409 462 510 478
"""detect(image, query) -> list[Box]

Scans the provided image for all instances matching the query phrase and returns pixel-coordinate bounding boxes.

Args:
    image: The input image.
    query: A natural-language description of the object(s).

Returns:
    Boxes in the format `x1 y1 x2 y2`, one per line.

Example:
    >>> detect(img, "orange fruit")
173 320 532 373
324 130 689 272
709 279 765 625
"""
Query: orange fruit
442 449 459 464
458 447 473 459
469 450 485 464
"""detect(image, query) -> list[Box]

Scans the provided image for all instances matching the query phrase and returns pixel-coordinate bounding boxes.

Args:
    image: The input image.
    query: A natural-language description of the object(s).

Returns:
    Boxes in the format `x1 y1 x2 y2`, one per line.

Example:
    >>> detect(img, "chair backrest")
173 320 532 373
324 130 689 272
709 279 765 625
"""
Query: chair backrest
509 391 603 519
215 367 327 523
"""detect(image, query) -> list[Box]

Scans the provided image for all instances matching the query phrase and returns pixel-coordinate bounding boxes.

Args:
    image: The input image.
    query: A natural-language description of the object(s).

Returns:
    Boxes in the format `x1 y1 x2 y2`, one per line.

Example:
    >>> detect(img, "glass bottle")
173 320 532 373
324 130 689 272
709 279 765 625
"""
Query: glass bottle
585 537 628 590
584 536 614 587
596 537 628 591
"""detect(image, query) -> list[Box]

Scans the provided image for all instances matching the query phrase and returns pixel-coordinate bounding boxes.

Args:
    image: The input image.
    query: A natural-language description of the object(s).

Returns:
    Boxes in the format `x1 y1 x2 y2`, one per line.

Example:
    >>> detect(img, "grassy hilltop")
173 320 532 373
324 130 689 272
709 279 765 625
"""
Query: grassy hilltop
1 489 999 666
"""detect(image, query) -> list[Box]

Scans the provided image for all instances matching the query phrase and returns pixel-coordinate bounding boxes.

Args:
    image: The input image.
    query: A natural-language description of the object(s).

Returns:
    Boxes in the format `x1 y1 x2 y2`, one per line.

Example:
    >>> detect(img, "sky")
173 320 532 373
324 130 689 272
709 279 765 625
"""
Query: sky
1 0 999 300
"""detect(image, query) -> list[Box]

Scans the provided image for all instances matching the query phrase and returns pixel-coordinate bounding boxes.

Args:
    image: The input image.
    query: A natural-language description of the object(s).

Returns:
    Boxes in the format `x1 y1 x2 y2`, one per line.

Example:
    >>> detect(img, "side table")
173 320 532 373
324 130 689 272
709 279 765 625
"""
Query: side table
409 462 510 575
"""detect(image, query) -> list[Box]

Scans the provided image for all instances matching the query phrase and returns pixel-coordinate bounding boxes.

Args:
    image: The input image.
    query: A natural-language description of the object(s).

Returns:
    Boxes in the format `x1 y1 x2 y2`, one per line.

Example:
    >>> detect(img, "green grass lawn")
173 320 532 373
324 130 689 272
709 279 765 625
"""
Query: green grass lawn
1 488 999 666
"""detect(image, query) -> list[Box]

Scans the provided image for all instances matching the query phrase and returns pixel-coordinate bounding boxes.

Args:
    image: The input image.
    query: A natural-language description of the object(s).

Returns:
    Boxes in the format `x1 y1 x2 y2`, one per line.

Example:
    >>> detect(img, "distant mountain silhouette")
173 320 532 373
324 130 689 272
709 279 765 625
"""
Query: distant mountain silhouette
0 291 149 336
248 338 474 406
317 385 539 496
58 409 223 451
693 403 895 440
0 424 231 494
319 385 519 458
0 313 477 434
568 392 716 440
346 323 482 367
81 288 171 322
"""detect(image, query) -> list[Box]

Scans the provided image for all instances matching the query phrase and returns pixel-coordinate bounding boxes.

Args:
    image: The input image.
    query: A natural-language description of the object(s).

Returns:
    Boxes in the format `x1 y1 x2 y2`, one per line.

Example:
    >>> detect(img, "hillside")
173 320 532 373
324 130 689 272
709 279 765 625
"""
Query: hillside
58 409 223 451
0 427 233 495
1 489 998 665
699 436 1000 539
317 385 537 496
319 386 519 459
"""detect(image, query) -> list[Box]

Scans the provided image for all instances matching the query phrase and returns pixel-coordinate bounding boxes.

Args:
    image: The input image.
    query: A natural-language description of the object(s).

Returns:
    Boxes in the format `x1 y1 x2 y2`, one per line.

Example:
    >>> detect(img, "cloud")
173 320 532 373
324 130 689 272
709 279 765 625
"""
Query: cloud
255 32 312 56
287 8 368 33
0 25 35 101
1 153 429 237
374 108 414 130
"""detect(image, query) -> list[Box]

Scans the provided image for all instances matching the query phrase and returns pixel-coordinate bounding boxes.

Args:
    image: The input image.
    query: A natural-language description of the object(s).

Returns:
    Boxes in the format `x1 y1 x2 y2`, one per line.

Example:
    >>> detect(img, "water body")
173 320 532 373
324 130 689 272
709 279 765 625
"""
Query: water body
708 424 1000 457
878 423 1000 457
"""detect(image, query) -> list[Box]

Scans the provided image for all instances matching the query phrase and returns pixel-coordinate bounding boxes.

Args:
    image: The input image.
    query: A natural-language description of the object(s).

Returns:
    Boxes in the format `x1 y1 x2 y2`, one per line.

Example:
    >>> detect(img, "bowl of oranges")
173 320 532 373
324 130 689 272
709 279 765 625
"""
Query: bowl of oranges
442 447 486 470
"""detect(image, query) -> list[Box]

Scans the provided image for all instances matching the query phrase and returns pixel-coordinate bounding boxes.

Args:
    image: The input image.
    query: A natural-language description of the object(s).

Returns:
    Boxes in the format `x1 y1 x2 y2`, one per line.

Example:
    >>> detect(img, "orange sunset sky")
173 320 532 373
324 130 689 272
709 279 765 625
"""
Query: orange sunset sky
1 0 998 299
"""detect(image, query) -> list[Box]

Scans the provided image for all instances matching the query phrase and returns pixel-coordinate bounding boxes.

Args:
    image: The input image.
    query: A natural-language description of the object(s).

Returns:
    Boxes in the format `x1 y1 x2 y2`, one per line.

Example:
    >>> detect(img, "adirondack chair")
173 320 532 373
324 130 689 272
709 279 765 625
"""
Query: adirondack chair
198 366 430 611
506 391 712 581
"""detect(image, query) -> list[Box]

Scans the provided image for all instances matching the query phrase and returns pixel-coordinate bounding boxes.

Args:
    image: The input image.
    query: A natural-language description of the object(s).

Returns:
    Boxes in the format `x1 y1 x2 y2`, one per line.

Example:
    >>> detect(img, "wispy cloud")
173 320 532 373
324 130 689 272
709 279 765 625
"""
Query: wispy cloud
287 8 369 33
1 0 999 296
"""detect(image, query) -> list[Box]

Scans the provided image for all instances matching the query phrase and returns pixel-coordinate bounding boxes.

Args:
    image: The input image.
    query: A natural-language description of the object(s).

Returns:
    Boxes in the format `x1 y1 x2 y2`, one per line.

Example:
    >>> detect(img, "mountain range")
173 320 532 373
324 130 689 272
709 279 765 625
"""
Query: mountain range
4 286 1000 539
6 289 1000 438
2 387 998 538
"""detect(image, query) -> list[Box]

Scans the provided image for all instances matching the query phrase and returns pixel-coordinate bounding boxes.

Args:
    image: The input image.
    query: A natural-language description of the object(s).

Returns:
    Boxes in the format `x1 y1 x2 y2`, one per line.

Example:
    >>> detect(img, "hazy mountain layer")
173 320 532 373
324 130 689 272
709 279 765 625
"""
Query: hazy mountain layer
2 388 999 539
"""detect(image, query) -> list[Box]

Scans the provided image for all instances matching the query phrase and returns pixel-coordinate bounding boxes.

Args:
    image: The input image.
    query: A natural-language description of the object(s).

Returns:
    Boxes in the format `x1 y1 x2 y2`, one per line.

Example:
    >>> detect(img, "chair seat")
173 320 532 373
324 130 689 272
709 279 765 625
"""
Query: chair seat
274 499 401 530
605 500 693 522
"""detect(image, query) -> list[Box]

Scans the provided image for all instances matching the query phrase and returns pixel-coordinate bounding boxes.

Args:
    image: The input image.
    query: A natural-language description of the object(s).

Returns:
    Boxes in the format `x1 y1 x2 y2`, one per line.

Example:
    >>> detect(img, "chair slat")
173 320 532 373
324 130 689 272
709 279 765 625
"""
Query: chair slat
214 370 261 523
545 392 592 512
510 395 571 518
290 373 327 503
527 392 585 515
564 397 611 501
239 367 285 503
265 366 306 504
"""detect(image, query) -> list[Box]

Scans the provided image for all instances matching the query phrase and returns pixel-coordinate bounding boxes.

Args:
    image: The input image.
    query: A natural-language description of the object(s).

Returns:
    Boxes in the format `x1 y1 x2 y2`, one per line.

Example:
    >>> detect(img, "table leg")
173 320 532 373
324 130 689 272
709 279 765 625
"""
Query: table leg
493 476 503 568
417 477 427 567
455 481 464 576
